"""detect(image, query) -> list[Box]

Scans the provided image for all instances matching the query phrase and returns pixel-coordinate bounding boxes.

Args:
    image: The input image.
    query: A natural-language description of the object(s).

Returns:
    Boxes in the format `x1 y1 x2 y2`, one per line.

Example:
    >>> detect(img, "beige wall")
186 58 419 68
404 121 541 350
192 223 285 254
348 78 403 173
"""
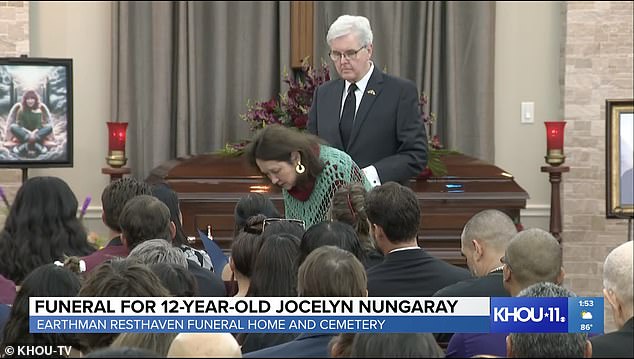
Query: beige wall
27 1 112 236
495 1 562 230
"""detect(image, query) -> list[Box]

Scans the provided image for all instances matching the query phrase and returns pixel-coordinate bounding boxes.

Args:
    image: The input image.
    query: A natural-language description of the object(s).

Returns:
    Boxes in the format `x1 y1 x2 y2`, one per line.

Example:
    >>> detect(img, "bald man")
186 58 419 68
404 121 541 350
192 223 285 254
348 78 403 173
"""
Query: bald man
167 333 241 358
590 241 633 358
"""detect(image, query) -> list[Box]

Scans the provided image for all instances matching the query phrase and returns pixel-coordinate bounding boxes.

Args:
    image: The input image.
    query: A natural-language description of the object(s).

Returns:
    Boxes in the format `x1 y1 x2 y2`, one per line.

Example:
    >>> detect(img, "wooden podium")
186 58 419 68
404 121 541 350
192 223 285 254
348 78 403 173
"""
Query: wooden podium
148 153 528 267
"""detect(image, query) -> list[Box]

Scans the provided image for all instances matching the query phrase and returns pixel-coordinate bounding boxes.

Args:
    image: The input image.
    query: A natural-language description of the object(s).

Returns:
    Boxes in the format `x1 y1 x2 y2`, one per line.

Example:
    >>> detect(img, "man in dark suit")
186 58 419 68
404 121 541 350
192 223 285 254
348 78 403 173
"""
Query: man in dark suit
308 15 427 185
591 241 633 358
365 182 470 297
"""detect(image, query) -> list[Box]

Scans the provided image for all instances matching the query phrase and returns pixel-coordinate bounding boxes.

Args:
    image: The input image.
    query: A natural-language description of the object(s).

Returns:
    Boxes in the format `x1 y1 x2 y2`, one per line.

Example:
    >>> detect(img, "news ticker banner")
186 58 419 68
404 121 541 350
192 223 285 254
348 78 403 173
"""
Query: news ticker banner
29 297 603 334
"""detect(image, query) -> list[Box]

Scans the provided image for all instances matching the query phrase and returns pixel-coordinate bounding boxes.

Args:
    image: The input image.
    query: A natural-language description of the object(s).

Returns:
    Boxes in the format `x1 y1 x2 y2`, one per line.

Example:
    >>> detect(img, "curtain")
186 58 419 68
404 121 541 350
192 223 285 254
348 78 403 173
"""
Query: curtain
112 1 289 178
112 1 495 178
314 1 496 161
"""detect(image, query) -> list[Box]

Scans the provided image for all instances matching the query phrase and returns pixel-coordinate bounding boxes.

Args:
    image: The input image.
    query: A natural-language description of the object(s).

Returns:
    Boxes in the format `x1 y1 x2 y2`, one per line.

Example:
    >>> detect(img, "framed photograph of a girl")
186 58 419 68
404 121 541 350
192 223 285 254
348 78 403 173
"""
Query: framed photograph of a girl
0 57 73 167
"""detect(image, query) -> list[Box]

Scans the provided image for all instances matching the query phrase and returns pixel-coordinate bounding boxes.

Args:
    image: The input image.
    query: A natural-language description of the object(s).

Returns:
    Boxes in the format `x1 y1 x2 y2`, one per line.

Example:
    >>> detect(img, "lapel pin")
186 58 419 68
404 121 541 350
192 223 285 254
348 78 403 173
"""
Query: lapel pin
367 89 376 96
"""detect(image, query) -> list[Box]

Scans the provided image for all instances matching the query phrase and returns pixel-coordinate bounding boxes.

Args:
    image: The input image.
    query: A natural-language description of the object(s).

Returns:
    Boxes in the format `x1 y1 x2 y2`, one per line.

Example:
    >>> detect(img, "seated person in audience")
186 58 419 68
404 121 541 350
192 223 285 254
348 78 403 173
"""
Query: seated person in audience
81 177 152 272
299 220 365 266
234 193 281 236
128 238 189 268
329 183 383 268
150 262 198 297
111 332 177 357
0 176 96 284
350 333 444 358
77 258 171 354
239 234 301 353
226 215 266 297
0 263 82 356
365 182 470 297
590 241 633 358
152 183 213 271
119 195 226 297
0 274 16 305
433 210 517 344
507 282 592 358
446 228 565 358
167 333 242 358
245 246 368 358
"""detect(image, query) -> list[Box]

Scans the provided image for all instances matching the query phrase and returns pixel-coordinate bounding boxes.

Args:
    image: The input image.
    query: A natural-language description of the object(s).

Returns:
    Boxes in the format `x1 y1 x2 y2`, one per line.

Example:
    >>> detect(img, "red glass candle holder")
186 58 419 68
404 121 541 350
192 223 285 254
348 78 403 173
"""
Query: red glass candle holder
544 121 566 166
106 122 128 168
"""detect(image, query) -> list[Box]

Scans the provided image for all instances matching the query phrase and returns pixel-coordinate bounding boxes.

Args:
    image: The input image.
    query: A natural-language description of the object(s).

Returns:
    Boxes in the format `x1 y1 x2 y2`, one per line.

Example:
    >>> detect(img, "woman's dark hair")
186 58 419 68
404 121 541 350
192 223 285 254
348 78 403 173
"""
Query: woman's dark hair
350 333 444 358
78 258 170 353
234 193 280 235
299 221 364 266
0 263 82 352
150 262 198 297
231 215 265 278
298 246 366 297
330 184 375 250
0 176 95 284
150 183 188 246
262 219 306 240
247 234 300 297
245 125 325 185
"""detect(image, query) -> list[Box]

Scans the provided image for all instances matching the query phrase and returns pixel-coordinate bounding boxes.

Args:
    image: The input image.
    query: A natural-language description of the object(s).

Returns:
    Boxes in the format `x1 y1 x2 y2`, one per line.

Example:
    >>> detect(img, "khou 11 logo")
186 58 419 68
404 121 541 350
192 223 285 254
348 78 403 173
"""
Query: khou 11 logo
490 297 568 333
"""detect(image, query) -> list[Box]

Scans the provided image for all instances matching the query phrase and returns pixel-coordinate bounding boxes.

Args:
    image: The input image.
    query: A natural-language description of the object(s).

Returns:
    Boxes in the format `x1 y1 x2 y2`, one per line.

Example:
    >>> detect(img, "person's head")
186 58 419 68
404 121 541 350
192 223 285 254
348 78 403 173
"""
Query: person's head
234 193 280 235
299 221 364 266
245 125 324 190
128 239 188 268
329 183 373 250
119 195 173 250
350 333 444 358
298 245 367 297
101 177 152 233
365 182 420 253
0 176 94 283
502 228 564 296
21 89 40 109
83 346 159 358
602 241 633 328
326 15 374 83
151 182 189 246
262 217 306 239
247 234 300 297
1 263 81 351
460 210 518 276
230 215 266 278
329 333 356 358
167 333 242 358
507 282 592 358
78 259 170 353
149 262 198 297
111 332 177 357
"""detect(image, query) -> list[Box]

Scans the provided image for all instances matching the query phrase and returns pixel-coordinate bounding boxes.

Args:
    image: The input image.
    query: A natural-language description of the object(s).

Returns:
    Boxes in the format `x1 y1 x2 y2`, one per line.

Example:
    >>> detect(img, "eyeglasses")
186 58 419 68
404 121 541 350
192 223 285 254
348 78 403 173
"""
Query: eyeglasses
329 46 366 61
262 218 306 232
500 255 512 271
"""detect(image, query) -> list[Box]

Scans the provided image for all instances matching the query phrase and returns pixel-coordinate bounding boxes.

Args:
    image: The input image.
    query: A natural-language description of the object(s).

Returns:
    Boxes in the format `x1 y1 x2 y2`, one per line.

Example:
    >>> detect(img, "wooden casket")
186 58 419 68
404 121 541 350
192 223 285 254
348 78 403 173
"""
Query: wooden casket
148 153 529 267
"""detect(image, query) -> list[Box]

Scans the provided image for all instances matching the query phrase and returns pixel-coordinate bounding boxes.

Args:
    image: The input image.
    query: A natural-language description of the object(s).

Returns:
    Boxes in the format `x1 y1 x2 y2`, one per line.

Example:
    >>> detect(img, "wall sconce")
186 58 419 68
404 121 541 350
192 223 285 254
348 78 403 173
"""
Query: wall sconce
544 121 566 166
106 122 128 168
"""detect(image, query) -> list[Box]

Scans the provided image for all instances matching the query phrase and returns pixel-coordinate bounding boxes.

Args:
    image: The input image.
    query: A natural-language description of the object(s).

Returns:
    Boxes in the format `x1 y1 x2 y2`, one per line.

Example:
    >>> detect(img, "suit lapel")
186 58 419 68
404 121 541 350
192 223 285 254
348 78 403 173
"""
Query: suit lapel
348 68 384 149
328 80 346 149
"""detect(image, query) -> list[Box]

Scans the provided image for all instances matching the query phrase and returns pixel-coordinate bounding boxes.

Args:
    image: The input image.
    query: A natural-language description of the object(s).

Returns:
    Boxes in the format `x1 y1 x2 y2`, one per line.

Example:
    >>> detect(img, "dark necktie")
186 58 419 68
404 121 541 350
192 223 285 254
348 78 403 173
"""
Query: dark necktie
339 83 358 148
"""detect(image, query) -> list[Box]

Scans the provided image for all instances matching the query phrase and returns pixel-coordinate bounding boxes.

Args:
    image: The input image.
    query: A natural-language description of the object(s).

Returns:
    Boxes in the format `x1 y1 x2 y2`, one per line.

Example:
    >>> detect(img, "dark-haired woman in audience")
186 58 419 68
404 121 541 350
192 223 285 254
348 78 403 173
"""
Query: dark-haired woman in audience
150 262 198 296
0 176 95 284
225 215 266 297
151 183 213 270
245 125 370 228
298 221 365 266
330 183 384 268
111 332 177 357
233 193 281 236
350 333 444 358
239 233 301 353
0 263 82 356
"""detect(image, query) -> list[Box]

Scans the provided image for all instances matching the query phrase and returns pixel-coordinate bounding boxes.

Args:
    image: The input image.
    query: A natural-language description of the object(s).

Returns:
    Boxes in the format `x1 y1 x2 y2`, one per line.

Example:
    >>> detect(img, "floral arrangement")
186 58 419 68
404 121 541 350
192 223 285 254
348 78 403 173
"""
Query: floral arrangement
418 93 459 178
218 59 330 156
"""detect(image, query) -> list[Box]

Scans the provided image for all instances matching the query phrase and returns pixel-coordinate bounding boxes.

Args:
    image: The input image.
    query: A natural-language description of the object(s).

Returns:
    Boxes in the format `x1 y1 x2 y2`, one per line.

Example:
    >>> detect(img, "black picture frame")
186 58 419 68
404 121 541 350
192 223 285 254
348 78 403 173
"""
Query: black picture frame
0 57 73 168
606 99 634 218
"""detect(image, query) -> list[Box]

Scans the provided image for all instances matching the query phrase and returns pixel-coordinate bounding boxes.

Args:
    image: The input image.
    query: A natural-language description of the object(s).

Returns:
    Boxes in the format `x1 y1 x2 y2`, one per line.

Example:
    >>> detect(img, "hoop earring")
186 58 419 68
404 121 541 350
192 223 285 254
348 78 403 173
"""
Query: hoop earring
295 161 306 174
